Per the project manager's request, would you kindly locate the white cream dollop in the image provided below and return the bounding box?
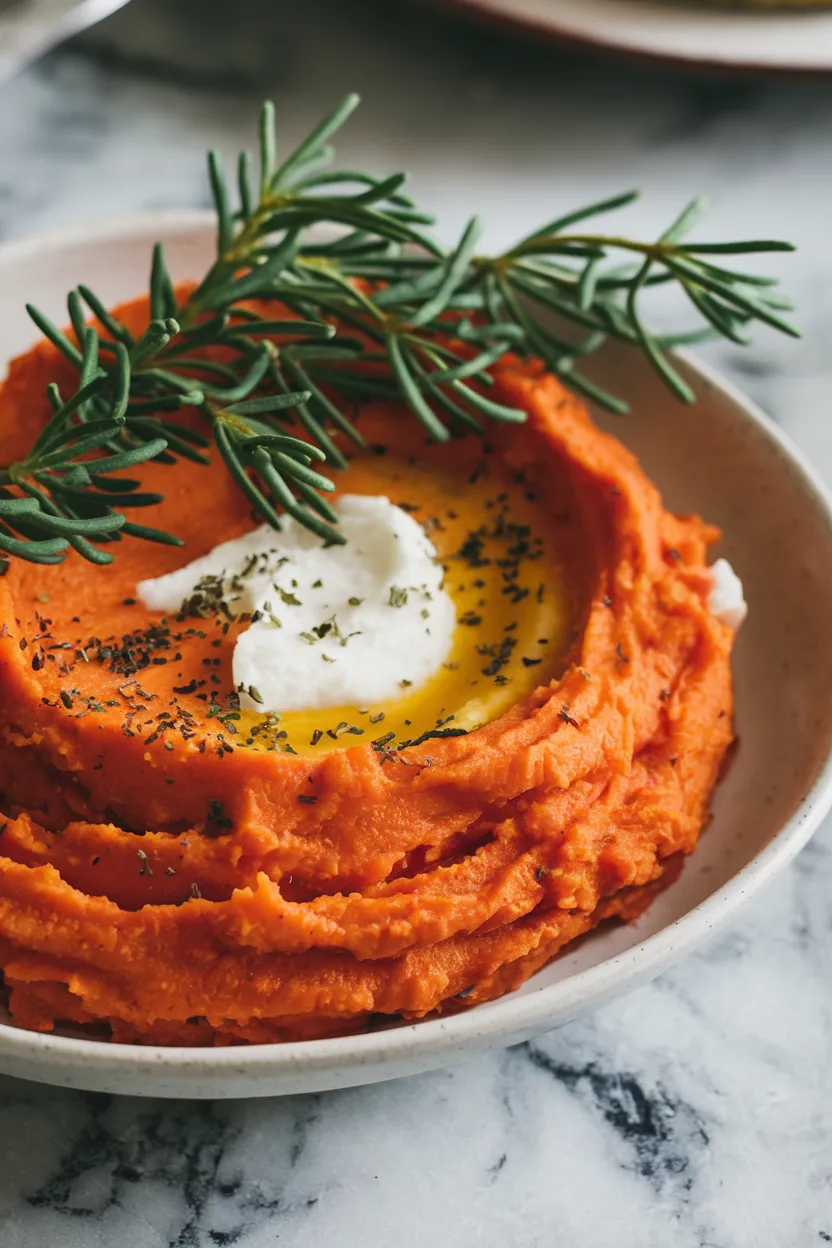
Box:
[137,495,455,713]
[709,558,747,631]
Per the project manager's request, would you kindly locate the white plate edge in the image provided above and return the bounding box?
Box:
[434,0,832,73]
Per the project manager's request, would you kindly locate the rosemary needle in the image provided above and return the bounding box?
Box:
[0,94,797,568]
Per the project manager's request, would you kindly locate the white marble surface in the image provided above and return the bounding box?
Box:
[1,2,832,1244]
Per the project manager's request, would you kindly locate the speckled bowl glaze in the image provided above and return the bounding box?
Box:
[1,213,831,1099]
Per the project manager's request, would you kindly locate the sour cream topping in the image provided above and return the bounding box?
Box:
[709,558,747,631]
[137,495,455,713]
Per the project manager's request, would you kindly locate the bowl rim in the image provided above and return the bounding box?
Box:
[1,209,831,1085]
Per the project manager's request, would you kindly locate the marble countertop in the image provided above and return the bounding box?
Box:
[1,3,832,1244]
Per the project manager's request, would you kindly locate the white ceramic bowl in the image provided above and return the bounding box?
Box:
[1,213,831,1098]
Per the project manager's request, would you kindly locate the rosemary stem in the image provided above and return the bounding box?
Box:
[1,95,796,568]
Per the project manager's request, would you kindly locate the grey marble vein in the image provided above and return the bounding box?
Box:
[0,2,831,1244]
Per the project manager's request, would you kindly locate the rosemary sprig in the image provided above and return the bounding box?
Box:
[0,94,797,568]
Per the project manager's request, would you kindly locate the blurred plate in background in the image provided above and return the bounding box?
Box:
[425,0,832,75]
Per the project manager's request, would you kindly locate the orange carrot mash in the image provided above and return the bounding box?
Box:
[0,296,734,1045]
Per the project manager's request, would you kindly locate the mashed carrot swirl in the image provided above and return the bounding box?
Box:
[0,297,734,1045]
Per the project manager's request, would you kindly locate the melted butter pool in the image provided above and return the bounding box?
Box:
[236,452,574,757]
